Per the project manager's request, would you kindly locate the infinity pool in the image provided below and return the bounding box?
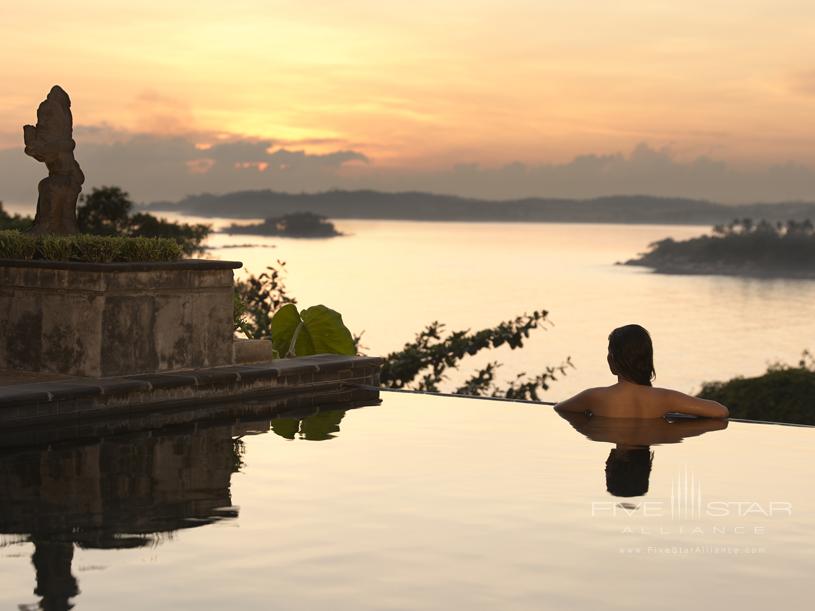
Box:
[1,391,813,610]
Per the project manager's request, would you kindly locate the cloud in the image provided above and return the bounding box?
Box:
[0,125,369,206]
[791,69,815,96]
[127,89,198,135]
[0,124,813,206]
[345,143,815,204]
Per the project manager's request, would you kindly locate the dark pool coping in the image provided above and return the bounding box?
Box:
[0,354,382,426]
[0,258,243,272]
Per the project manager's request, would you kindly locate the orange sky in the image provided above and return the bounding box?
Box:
[2,0,815,170]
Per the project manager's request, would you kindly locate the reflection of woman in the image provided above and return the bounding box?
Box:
[605,448,653,497]
[555,324,729,419]
[557,409,728,497]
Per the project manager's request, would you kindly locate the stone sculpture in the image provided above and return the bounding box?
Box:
[23,85,85,234]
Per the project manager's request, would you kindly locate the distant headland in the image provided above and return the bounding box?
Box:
[624,219,815,278]
[145,190,815,226]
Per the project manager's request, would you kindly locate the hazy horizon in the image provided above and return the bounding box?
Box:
[2,134,815,209]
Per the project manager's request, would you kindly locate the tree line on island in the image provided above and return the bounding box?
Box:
[625,217,815,278]
[224,212,341,238]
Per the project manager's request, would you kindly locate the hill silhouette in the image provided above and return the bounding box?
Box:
[147,190,815,225]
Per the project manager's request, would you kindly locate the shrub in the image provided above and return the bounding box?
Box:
[1,187,211,255]
[234,262,296,337]
[698,353,815,425]
[0,202,32,232]
[78,186,211,255]
[0,230,183,262]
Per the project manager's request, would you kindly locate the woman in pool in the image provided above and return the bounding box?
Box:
[555,324,729,419]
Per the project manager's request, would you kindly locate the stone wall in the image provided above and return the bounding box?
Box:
[0,259,241,377]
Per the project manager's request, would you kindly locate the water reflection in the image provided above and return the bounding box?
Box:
[0,389,378,611]
[557,412,728,498]
[271,408,345,441]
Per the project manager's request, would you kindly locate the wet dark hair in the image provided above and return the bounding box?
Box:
[605,448,654,497]
[608,324,655,386]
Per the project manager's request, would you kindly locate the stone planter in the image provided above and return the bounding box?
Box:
[0,259,241,377]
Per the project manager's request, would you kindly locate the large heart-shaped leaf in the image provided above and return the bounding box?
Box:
[271,303,355,357]
[297,305,356,356]
[270,303,302,357]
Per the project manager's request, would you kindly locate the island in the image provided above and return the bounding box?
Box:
[223,212,342,238]
[624,218,815,278]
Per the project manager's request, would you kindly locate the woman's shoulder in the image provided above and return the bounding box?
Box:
[648,385,729,418]
[647,386,692,402]
[576,385,619,400]
[554,385,617,413]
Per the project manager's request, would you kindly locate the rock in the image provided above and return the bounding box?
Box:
[23,85,85,235]
[233,338,278,363]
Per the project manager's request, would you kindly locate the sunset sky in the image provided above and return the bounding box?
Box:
[2,0,815,203]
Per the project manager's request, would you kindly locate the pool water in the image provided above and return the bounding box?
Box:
[1,391,813,610]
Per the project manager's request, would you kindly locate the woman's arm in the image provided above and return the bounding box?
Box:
[659,389,729,418]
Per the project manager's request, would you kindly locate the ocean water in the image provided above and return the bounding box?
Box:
[199,218,814,399]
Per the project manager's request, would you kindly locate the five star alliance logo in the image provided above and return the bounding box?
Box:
[669,465,703,520]
[591,465,792,520]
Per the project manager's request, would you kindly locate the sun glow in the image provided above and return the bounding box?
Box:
[1,0,815,169]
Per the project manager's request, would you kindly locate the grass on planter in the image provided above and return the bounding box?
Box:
[0,230,183,262]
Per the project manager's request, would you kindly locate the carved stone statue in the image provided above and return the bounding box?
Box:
[23,85,85,234]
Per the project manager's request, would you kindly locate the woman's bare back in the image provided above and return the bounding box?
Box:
[556,380,728,419]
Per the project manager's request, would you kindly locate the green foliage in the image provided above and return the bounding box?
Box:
[0,202,33,232]
[234,262,296,336]
[698,352,815,425]
[38,236,72,260]
[271,304,356,357]
[235,262,570,399]
[116,235,182,261]
[77,186,133,235]
[231,439,247,472]
[270,304,302,356]
[712,218,814,238]
[0,230,36,259]
[629,217,815,275]
[128,212,211,252]
[78,186,211,254]
[270,409,346,441]
[378,314,572,399]
[1,187,210,255]
[233,291,251,337]
[453,360,575,401]
[0,230,182,262]
[380,316,547,389]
